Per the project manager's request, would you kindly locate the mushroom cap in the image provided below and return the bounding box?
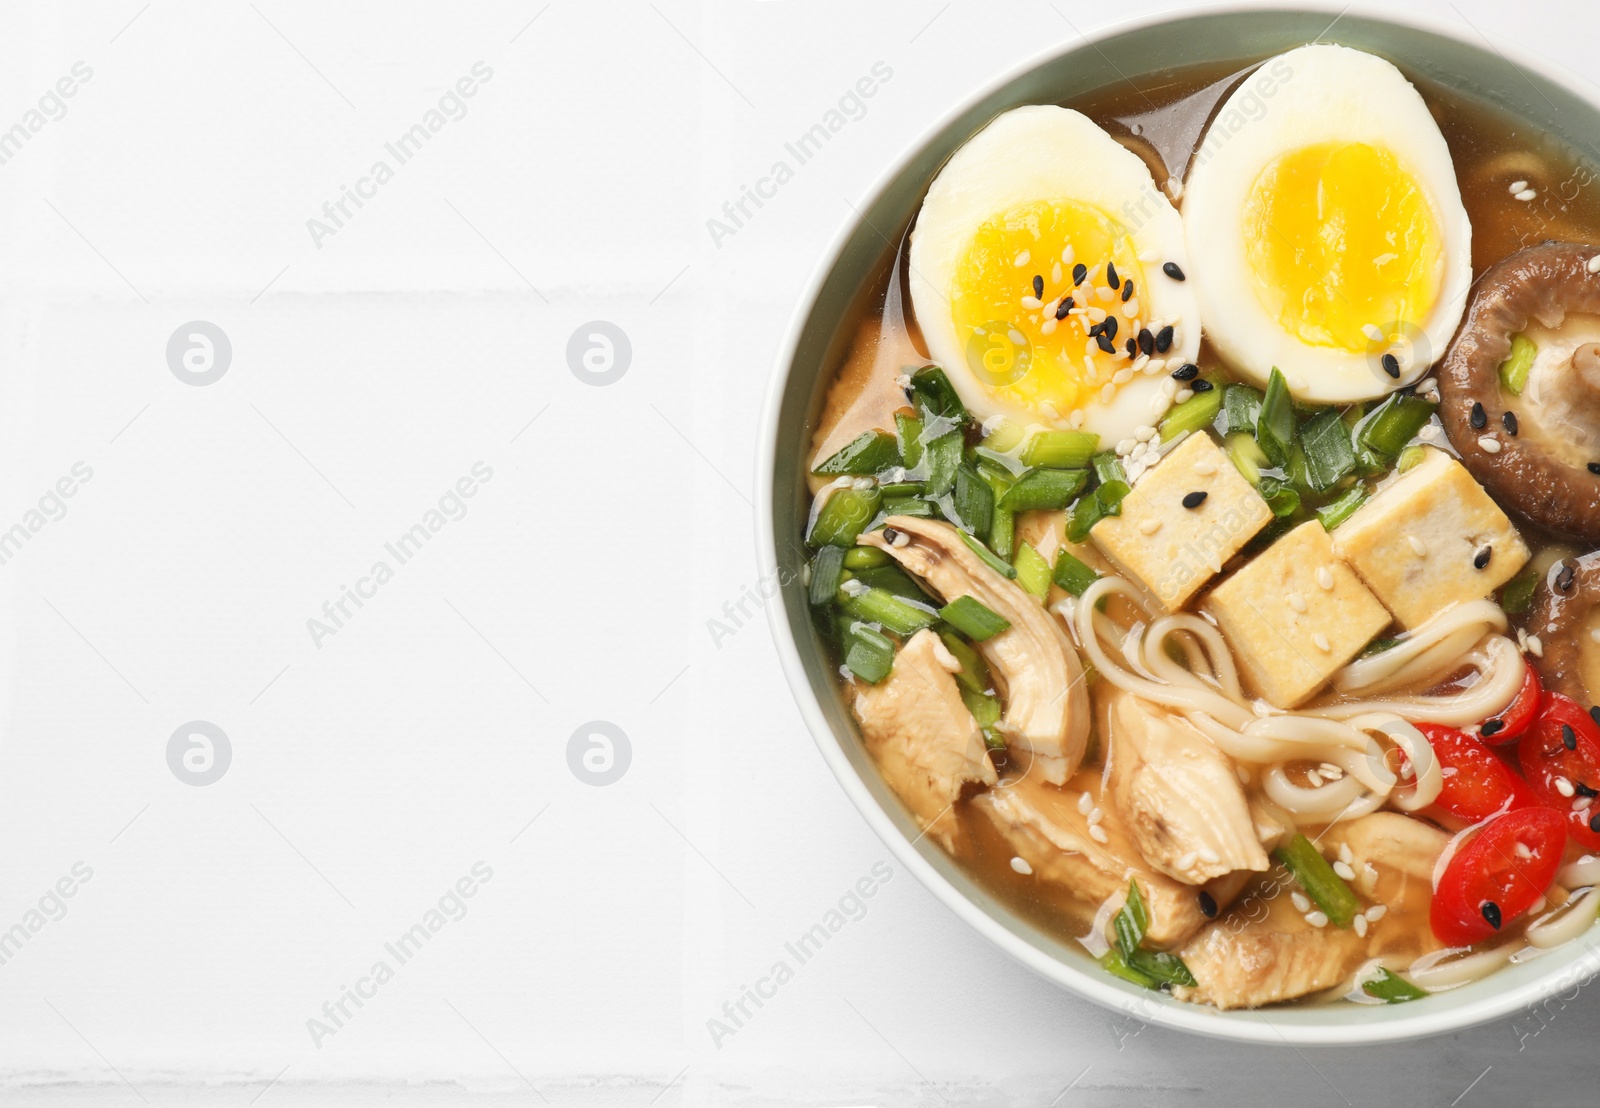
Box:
[1528,551,1600,705]
[1438,241,1600,542]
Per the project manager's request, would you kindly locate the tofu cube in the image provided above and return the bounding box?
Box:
[1331,447,1530,629]
[1091,431,1273,612]
[1203,521,1392,708]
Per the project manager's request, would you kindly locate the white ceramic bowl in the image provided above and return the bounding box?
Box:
[757,3,1600,1044]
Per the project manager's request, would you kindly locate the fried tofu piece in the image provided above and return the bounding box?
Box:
[1203,521,1391,708]
[1331,447,1529,629]
[1090,432,1272,613]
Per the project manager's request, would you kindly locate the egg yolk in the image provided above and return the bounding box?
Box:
[1242,141,1442,353]
[950,198,1145,416]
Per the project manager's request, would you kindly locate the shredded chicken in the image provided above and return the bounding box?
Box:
[852,629,997,850]
[861,517,1091,783]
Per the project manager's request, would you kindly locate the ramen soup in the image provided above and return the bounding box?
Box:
[800,44,1600,1008]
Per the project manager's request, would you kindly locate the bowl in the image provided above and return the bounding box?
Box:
[757,2,1600,1044]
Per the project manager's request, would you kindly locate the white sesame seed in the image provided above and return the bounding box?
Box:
[1116,438,1135,455]
[1316,566,1335,591]
[1576,796,1593,812]
[1362,324,1385,342]
[1287,591,1307,613]
[1313,633,1332,652]
[1333,860,1356,881]
[1101,383,1116,405]
[1323,764,1345,782]
[1307,769,1323,786]
[1529,634,1544,658]
[1198,847,1220,865]
[1353,914,1369,937]
[1175,388,1193,404]
[1365,904,1387,921]
[1146,358,1166,375]
[840,578,868,597]
[1069,409,1086,429]
[1130,442,1148,461]
[1122,298,1140,318]
[1087,306,1108,323]
[891,531,910,548]
[1014,251,1031,267]
[1010,856,1033,875]
[1588,255,1600,275]
[1052,262,1063,285]
[1176,852,1198,871]
[1131,354,1150,373]
[1113,368,1133,385]
[1040,319,1057,336]
[1021,295,1043,310]
[1138,518,1162,536]
[1516,188,1537,202]
[1193,458,1218,476]
[1040,402,1061,421]
[1097,287,1114,303]
[1306,910,1329,928]
[1557,776,1576,798]
[1408,536,1428,556]
[1088,806,1103,825]
[1515,842,1533,859]
[1089,825,1109,844]
[1077,791,1093,814]
[1291,892,1311,912]
[1135,424,1157,442]
[1510,180,1528,193]
[1479,435,1502,454]
[1338,843,1353,864]
[1061,245,1074,266]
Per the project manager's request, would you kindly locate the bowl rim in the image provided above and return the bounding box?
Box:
[756,0,1600,1045]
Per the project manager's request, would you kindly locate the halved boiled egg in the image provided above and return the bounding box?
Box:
[908,105,1202,443]
[1182,44,1472,403]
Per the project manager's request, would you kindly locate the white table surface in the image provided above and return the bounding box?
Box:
[3,0,1600,1104]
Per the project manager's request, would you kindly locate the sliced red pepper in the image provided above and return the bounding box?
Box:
[1420,723,1540,823]
[1478,661,1541,745]
[1518,692,1600,851]
[1430,807,1565,946]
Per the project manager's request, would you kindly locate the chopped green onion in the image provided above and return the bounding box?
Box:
[1257,366,1295,466]
[988,508,1015,561]
[1066,480,1130,543]
[1159,383,1224,441]
[808,545,846,607]
[840,586,937,636]
[1052,548,1101,596]
[843,546,891,570]
[940,595,1011,641]
[999,468,1089,512]
[1359,393,1436,458]
[1361,636,1403,658]
[895,412,924,470]
[907,365,970,422]
[1224,382,1265,436]
[1091,450,1127,487]
[1113,879,1150,957]
[951,465,995,539]
[939,630,990,694]
[1300,408,1358,492]
[974,447,1026,479]
[851,565,926,603]
[1013,543,1052,602]
[882,495,935,518]
[959,531,1018,579]
[841,621,894,684]
[960,686,1006,750]
[1361,967,1426,1004]
[1315,484,1368,531]
[1100,880,1198,989]
[1226,431,1268,485]
[813,430,900,476]
[878,480,924,498]
[1502,570,1539,615]
[1021,430,1099,469]
[1128,948,1198,988]
[1257,476,1301,519]
[1099,948,1159,989]
[1397,445,1427,473]
[1274,833,1361,928]
[1499,333,1537,396]
[921,429,962,498]
[809,485,882,548]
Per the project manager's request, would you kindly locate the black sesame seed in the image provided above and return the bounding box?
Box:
[1591,706,1600,729]
[1102,316,1118,342]
[1182,491,1208,509]
[1474,546,1493,570]
[883,527,899,544]
[1578,782,1598,798]
[1481,718,1505,737]
[1470,401,1487,430]
[1564,724,1578,750]
[1122,281,1135,304]
[1590,462,1600,476]
[1107,262,1120,290]
[1073,263,1088,286]
[1503,410,1519,436]
[1482,901,1503,930]
[1087,321,1104,339]
[1032,274,1044,299]
[1591,811,1600,834]
[1198,890,1218,918]
[1055,297,1073,321]
[1096,334,1116,354]
[1173,362,1200,381]
[1381,353,1400,379]
[1125,337,1138,357]
[1138,328,1155,357]
[1155,325,1174,353]
[1163,261,1186,281]
[1191,379,1215,393]
[1558,564,1577,592]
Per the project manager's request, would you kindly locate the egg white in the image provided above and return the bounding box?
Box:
[1181,44,1472,403]
[909,105,1202,443]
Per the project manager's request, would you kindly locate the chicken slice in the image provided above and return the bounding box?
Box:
[852,629,997,850]
[861,517,1090,783]
[1102,686,1270,884]
[973,772,1214,948]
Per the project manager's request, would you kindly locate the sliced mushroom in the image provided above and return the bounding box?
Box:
[1438,241,1600,541]
[860,517,1091,783]
[1101,686,1270,884]
[852,629,997,850]
[1528,550,1600,705]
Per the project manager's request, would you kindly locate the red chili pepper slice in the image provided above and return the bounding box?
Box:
[1518,692,1600,851]
[1478,661,1542,745]
[1420,723,1540,823]
[1430,807,1566,946]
